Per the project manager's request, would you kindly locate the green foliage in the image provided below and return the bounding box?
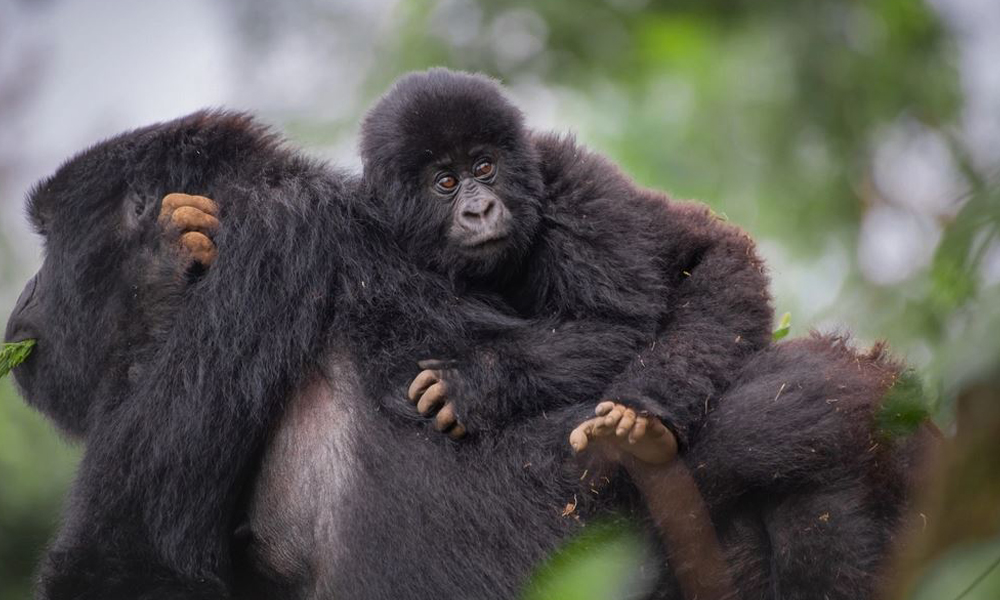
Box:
[772,312,792,342]
[0,339,35,379]
[910,537,1000,600]
[0,378,79,599]
[522,520,652,600]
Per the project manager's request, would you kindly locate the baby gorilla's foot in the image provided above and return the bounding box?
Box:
[159,193,220,267]
[407,359,467,440]
[569,401,678,465]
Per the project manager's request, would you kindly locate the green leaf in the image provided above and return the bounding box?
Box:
[522,519,652,600]
[772,312,792,342]
[0,340,36,379]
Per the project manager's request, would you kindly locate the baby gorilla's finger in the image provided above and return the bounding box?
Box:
[629,417,648,444]
[417,381,447,415]
[181,232,217,266]
[407,369,440,402]
[160,193,218,221]
[616,408,637,437]
[434,402,458,432]
[448,422,467,440]
[171,206,220,235]
[595,401,616,417]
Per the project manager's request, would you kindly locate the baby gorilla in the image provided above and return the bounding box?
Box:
[171,67,769,467]
[362,69,773,459]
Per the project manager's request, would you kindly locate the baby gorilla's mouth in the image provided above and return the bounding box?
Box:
[461,233,509,250]
[462,238,509,257]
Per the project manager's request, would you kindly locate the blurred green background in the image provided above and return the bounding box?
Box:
[1,0,998,597]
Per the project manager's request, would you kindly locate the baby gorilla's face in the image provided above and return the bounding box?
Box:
[359,69,546,284]
[425,145,515,269]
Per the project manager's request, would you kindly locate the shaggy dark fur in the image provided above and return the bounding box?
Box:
[4,93,933,599]
[357,69,774,447]
[345,69,935,599]
[6,112,352,598]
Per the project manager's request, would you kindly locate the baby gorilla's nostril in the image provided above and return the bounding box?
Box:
[462,198,496,224]
[481,199,495,219]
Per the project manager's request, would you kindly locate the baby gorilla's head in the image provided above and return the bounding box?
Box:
[360,68,543,283]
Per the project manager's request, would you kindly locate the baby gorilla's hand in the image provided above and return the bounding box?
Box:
[569,401,678,465]
[159,193,220,267]
[407,359,467,440]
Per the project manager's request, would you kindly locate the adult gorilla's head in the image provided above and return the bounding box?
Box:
[360,68,543,284]
[3,111,281,437]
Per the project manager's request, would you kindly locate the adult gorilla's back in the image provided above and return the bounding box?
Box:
[6,111,354,597]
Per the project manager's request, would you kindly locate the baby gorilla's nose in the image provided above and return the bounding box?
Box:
[460,195,495,223]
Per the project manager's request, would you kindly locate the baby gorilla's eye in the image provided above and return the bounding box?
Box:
[435,173,459,193]
[473,159,495,180]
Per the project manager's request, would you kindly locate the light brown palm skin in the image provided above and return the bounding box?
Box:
[407,362,467,439]
[569,401,678,465]
[159,193,220,266]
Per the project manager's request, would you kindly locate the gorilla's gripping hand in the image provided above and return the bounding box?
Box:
[404,316,648,437]
[408,359,468,439]
[158,193,220,267]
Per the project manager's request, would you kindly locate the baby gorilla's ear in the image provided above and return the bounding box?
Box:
[159,193,220,267]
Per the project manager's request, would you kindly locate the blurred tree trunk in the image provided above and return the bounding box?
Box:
[884,376,1000,599]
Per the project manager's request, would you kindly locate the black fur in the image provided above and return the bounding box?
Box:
[3,77,934,599]
[7,112,352,597]
[344,69,934,599]
[359,69,774,447]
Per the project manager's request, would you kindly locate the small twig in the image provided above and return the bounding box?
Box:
[773,383,787,402]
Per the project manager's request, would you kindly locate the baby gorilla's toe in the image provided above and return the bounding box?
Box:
[569,402,678,466]
[623,416,677,465]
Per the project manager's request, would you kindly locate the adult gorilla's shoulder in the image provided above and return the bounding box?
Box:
[6,110,355,598]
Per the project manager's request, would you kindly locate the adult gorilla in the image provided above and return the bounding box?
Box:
[5,111,932,599]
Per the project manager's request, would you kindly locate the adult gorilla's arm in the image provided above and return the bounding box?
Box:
[37,126,353,597]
